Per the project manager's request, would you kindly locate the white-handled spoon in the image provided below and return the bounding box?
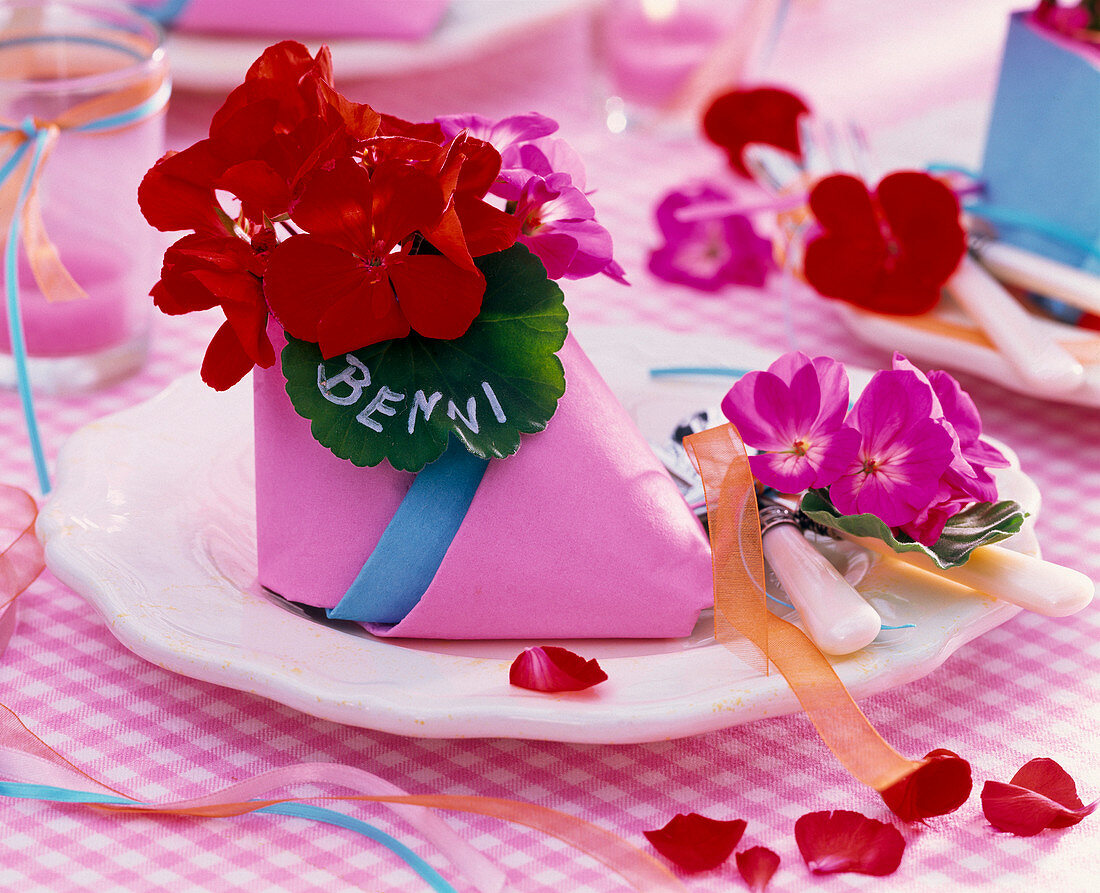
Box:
[969,233,1100,317]
[848,535,1094,617]
[760,505,882,655]
[945,256,1086,395]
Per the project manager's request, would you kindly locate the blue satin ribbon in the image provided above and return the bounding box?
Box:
[135,0,192,25]
[329,440,489,625]
[0,74,170,495]
[0,778,458,893]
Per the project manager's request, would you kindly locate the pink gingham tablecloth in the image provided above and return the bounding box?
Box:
[2,3,1097,890]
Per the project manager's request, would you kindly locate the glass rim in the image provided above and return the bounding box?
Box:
[0,0,167,95]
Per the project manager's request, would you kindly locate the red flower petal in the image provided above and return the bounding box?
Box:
[315,274,410,357]
[643,813,746,873]
[736,846,780,892]
[377,113,446,142]
[385,254,484,341]
[982,758,1097,836]
[794,810,904,876]
[263,235,365,344]
[877,171,966,285]
[702,87,810,179]
[1010,758,1085,819]
[509,646,607,693]
[138,143,228,235]
[216,159,292,223]
[289,159,377,255]
[807,173,879,235]
[880,749,973,822]
[200,320,257,391]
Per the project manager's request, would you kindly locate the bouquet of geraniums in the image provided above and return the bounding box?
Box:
[139,41,622,397]
[722,349,1026,567]
[138,41,716,640]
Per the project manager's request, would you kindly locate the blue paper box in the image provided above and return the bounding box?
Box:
[979,10,1100,273]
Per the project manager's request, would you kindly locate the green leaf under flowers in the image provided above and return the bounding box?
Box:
[799,488,1028,569]
[281,244,569,472]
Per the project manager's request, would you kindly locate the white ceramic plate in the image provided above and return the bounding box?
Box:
[38,325,1041,744]
[836,299,1100,408]
[166,0,595,91]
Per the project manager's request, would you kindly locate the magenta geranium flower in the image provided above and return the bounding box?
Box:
[721,352,861,493]
[927,366,1009,500]
[829,369,955,527]
[648,183,773,291]
[512,172,618,281]
[435,111,558,153]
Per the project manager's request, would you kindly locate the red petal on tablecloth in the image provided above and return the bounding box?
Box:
[735,846,780,892]
[508,646,608,692]
[879,748,973,821]
[643,813,746,873]
[794,810,904,876]
[982,758,1098,836]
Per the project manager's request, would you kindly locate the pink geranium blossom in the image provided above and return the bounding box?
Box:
[722,352,860,493]
[512,172,621,281]
[829,369,955,527]
[648,183,773,291]
[435,113,625,282]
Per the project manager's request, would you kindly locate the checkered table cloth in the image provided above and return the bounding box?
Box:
[2,4,1097,890]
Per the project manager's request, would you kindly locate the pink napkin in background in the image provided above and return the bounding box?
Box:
[135,0,450,39]
[254,332,714,639]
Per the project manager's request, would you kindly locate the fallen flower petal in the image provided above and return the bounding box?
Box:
[643,813,746,872]
[982,758,1097,836]
[509,646,607,692]
[736,846,780,892]
[880,748,973,821]
[794,810,904,876]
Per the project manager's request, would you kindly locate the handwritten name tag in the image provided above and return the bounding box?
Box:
[280,243,568,471]
[318,356,508,435]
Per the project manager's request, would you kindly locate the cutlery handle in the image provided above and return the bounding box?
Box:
[762,523,882,655]
[850,536,1095,617]
[946,257,1085,394]
[971,236,1100,317]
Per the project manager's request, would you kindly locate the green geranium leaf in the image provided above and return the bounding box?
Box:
[282,244,568,472]
[800,488,1027,569]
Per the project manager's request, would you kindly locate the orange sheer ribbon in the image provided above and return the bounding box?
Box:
[0,484,44,657]
[0,62,168,304]
[684,423,921,791]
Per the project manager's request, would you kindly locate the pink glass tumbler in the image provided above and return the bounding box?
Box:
[0,1,168,392]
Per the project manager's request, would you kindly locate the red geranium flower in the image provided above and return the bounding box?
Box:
[263,158,486,357]
[362,128,519,269]
[139,41,380,234]
[152,232,274,390]
[702,87,810,179]
[802,171,966,315]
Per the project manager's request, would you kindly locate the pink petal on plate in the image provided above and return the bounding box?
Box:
[643,813,746,873]
[794,810,905,876]
[736,846,780,892]
[508,646,607,692]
